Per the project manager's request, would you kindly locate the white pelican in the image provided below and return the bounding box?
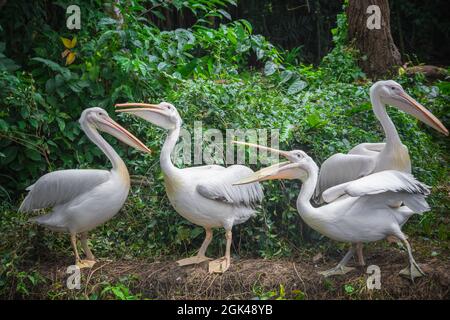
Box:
[234,141,430,281]
[316,80,447,201]
[115,102,263,273]
[314,80,446,265]
[19,107,151,268]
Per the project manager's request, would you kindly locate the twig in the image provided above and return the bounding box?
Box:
[293,262,306,293]
[203,274,219,295]
[84,261,112,297]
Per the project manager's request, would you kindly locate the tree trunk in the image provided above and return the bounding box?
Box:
[347,0,401,78]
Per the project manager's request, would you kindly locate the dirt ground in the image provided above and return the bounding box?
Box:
[34,243,449,300]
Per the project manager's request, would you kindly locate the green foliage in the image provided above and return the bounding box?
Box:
[252,284,305,300]
[344,284,354,295]
[321,1,365,83]
[98,279,141,300]
[0,1,280,196]
[0,0,448,300]
[15,270,46,297]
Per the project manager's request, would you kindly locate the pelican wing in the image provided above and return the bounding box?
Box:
[348,143,386,156]
[19,169,110,212]
[315,153,376,201]
[196,165,263,208]
[322,170,430,213]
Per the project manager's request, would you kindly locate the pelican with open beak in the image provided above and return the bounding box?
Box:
[19,107,151,268]
[234,141,431,281]
[116,102,263,273]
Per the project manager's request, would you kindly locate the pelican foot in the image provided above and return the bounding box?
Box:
[76,259,96,269]
[318,265,355,277]
[399,263,425,282]
[176,255,211,267]
[208,257,230,274]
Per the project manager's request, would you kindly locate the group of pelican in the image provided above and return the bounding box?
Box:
[20,80,447,280]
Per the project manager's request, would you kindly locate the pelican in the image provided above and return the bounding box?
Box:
[19,107,151,268]
[234,141,430,281]
[316,80,447,200]
[115,102,263,273]
[314,80,447,265]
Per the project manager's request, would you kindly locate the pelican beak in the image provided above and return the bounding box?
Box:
[231,140,291,158]
[233,161,297,185]
[115,103,166,116]
[101,116,152,154]
[231,141,305,185]
[397,92,448,136]
[115,102,173,129]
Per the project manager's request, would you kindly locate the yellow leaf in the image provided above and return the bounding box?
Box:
[61,36,76,49]
[70,37,77,48]
[66,52,76,65]
[61,37,72,48]
[61,49,70,58]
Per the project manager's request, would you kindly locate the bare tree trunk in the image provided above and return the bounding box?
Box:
[347,0,401,78]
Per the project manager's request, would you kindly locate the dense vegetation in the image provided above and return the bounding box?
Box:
[0,1,448,299]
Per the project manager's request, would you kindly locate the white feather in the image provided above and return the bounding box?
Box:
[19,169,110,212]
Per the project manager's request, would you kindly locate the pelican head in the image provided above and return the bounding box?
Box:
[372,80,448,135]
[232,141,316,185]
[79,107,151,154]
[115,102,182,130]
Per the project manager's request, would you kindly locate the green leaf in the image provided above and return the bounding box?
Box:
[112,287,125,300]
[31,57,71,78]
[287,80,307,95]
[33,93,47,107]
[25,148,42,161]
[179,59,198,77]
[344,284,355,294]
[190,227,204,239]
[98,17,118,26]
[306,113,321,127]
[56,118,66,132]
[218,9,231,20]
[239,19,253,33]
[45,78,55,93]
[157,62,169,71]
[0,146,18,165]
[29,119,39,129]
[279,70,293,84]
[255,48,264,60]
[0,119,9,131]
[264,61,277,76]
